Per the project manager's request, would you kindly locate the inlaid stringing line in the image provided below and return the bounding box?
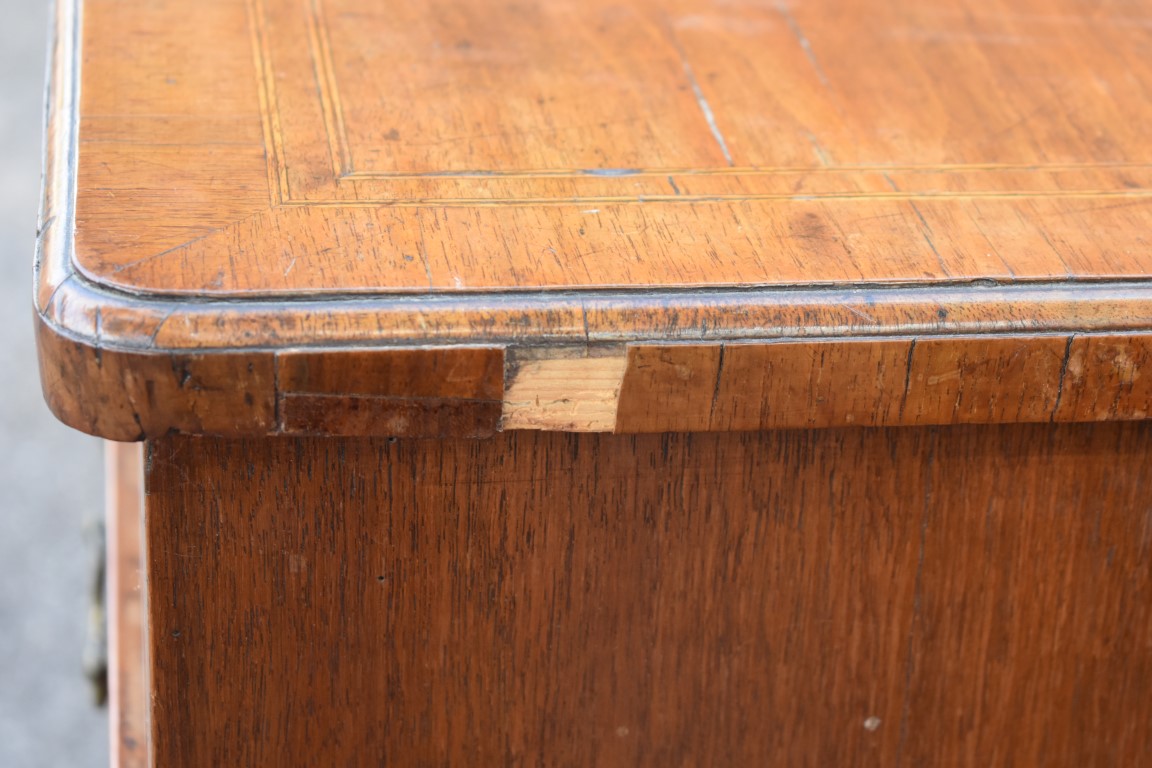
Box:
[246,0,1152,207]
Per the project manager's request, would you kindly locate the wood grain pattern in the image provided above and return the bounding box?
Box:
[105,442,147,768]
[69,0,1152,295]
[1055,334,1152,422]
[45,7,1152,765]
[33,0,1152,438]
[146,425,1152,767]
[501,352,627,432]
[277,347,504,437]
[36,317,277,441]
[615,335,1152,432]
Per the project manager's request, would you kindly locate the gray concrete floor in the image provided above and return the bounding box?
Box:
[0,0,109,765]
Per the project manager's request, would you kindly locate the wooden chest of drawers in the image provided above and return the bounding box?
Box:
[37,0,1152,764]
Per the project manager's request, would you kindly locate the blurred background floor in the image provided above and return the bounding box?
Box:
[0,0,108,765]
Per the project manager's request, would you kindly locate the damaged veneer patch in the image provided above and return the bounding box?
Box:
[501,347,629,432]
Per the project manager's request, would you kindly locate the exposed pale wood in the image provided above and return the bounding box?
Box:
[105,442,147,768]
[146,426,1152,766]
[501,354,627,432]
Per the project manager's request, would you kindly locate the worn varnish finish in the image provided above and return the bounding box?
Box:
[42,316,1152,438]
[37,320,277,441]
[35,0,1152,439]
[147,426,1152,767]
[67,0,1152,293]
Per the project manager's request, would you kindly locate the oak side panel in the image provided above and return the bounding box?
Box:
[105,441,147,768]
[147,426,1152,766]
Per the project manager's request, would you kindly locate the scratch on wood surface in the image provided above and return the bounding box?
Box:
[775,0,832,88]
[417,215,435,289]
[907,201,949,275]
[1050,334,1076,421]
[899,338,918,420]
[148,306,178,349]
[708,344,726,426]
[669,35,734,166]
[967,206,1016,277]
[805,131,833,166]
[839,302,877,324]
[1034,225,1075,278]
[885,173,949,275]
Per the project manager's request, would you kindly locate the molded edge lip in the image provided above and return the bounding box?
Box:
[33,0,1152,440]
[38,270,1152,354]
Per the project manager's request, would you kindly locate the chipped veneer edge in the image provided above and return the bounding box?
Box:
[501,354,629,432]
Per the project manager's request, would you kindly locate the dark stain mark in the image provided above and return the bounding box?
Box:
[170,357,192,389]
[789,211,834,242]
